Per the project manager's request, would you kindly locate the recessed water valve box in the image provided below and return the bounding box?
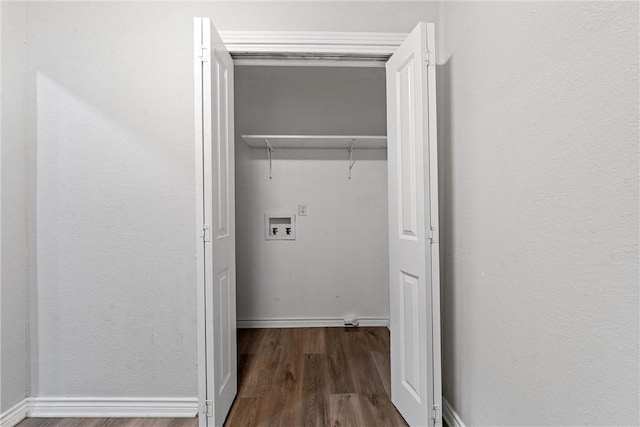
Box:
[265,214,296,240]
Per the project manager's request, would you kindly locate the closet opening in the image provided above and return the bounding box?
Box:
[227,64,393,424]
[234,65,389,329]
[194,20,441,427]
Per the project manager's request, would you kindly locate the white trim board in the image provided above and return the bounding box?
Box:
[27,397,198,418]
[1,398,29,427]
[233,58,385,68]
[219,31,408,66]
[237,317,389,328]
[443,398,466,427]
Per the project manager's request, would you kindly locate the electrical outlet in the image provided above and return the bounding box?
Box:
[298,204,308,216]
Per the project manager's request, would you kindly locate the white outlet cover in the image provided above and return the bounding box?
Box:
[298,204,308,216]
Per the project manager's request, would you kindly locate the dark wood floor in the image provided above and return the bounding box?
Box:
[225,327,407,426]
[19,327,412,427]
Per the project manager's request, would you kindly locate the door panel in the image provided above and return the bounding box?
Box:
[217,268,231,393]
[195,17,237,427]
[387,22,441,426]
[397,55,418,240]
[400,270,421,401]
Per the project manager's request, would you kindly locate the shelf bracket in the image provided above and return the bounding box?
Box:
[348,139,356,179]
[265,138,274,179]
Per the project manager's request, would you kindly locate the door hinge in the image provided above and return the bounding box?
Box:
[198,45,209,63]
[431,404,441,422]
[424,49,434,66]
[201,400,213,417]
[200,224,211,242]
[427,225,438,244]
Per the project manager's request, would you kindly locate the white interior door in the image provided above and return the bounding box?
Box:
[386,22,442,427]
[194,17,237,427]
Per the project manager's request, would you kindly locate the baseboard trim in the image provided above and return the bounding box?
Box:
[28,397,198,418]
[443,398,466,427]
[237,317,389,328]
[1,398,29,427]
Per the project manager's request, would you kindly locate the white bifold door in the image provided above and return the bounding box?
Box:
[194,17,237,427]
[386,22,442,427]
[195,18,440,427]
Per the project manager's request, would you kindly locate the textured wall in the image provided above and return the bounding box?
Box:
[439,2,639,425]
[235,66,388,323]
[1,0,30,412]
[25,1,437,398]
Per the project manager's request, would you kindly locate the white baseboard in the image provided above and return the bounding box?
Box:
[237,317,389,328]
[443,398,466,427]
[28,397,198,418]
[1,398,29,427]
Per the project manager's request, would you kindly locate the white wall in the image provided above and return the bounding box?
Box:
[25,1,438,398]
[438,2,639,425]
[1,0,30,412]
[235,66,388,323]
[9,0,639,421]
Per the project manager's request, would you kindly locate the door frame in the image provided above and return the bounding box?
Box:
[218,30,408,67]
[195,29,441,426]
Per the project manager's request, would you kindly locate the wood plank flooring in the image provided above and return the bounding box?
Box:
[18,327,411,427]
[225,327,408,427]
